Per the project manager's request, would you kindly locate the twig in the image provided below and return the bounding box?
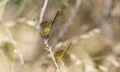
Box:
[44,39,60,72]
[35,0,60,72]
[1,21,24,65]
[34,0,48,46]
[36,0,48,30]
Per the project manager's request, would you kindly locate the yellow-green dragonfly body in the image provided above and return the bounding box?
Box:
[40,10,60,38]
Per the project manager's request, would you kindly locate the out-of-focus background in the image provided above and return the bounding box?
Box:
[0,0,120,72]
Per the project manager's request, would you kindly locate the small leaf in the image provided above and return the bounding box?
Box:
[1,41,14,60]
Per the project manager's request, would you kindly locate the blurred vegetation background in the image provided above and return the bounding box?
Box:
[0,0,120,72]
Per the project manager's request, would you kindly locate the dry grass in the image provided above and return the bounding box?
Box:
[0,0,120,72]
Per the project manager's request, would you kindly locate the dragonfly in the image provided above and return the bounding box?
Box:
[54,43,72,62]
[40,10,60,39]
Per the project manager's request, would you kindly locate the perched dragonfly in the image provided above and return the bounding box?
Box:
[54,43,72,62]
[40,10,60,39]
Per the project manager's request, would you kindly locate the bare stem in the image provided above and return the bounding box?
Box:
[44,39,60,72]
[36,0,48,29]
[1,21,24,65]
[36,0,60,72]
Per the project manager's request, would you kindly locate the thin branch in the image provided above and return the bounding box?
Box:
[1,21,24,65]
[44,39,60,72]
[35,0,60,72]
[34,0,48,46]
[36,0,48,30]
